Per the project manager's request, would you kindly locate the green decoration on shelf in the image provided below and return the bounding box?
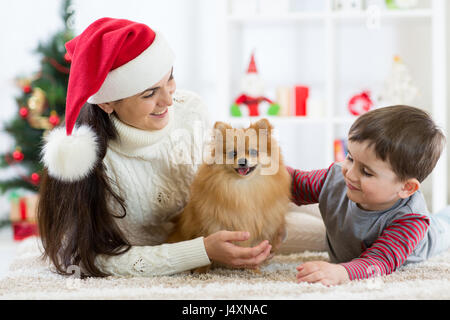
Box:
[267,103,280,116]
[230,103,242,117]
[385,0,398,9]
[385,0,418,10]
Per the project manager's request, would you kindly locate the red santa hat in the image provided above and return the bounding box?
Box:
[42,17,175,182]
[247,52,258,74]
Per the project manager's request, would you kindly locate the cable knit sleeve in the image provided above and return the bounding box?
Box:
[94,237,211,277]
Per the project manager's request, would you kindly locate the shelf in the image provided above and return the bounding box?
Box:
[331,9,432,20]
[227,9,433,24]
[227,116,357,126]
[228,12,325,23]
[219,0,447,210]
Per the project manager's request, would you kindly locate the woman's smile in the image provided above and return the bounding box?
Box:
[150,108,168,118]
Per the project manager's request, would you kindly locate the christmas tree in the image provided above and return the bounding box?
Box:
[0,1,74,211]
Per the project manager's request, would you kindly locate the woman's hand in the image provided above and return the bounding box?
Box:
[296,261,349,286]
[203,231,272,269]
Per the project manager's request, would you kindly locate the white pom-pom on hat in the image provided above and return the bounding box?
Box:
[42,125,98,182]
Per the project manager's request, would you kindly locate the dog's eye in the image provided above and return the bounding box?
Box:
[249,149,258,157]
[227,150,237,158]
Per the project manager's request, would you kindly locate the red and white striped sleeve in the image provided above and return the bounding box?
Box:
[286,164,333,206]
[340,214,430,281]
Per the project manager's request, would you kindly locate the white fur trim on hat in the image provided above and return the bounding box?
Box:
[87,32,175,104]
[42,125,98,182]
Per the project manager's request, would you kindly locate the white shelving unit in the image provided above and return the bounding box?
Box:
[215,0,447,211]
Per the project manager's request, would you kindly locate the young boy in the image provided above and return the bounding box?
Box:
[288,105,450,286]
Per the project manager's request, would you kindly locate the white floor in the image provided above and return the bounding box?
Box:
[0,227,20,279]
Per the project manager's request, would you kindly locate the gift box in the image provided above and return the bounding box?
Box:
[9,193,39,241]
[10,194,38,223]
[295,85,309,116]
[12,221,39,241]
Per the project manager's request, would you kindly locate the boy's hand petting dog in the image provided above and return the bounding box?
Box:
[204,231,272,269]
[296,261,349,286]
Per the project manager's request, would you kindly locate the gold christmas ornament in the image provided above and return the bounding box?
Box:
[27,87,47,115]
[28,116,53,130]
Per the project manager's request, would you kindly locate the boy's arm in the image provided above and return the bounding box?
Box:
[286,163,333,206]
[340,214,430,280]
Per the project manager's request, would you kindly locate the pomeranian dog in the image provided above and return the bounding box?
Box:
[167,118,292,272]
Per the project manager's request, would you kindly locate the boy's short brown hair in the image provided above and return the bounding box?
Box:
[348,105,446,182]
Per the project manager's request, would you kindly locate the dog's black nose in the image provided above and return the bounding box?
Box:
[238,158,247,167]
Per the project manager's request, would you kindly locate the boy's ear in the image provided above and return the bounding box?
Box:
[398,178,420,199]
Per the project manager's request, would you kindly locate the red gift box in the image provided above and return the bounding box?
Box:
[295,86,309,116]
[10,194,39,241]
[12,221,39,241]
[10,194,38,223]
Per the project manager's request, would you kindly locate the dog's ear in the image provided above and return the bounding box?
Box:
[251,118,273,135]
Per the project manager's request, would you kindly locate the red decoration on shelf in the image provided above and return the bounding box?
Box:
[231,52,279,117]
[48,111,60,126]
[234,94,273,117]
[19,107,29,118]
[295,86,309,116]
[12,148,24,162]
[30,173,40,185]
[334,139,348,162]
[348,91,373,116]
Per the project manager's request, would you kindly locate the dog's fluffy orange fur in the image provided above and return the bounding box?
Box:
[167,119,292,271]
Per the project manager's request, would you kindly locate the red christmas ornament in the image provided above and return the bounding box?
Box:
[30,173,40,185]
[23,85,32,94]
[19,107,29,118]
[12,149,24,162]
[64,52,71,62]
[348,91,373,116]
[49,111,60,126]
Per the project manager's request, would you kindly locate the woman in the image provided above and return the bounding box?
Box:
[38,17,275,277]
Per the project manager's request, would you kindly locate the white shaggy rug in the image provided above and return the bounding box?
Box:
[1,236,450,300]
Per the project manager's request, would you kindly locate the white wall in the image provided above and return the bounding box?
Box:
[72,0,216,99]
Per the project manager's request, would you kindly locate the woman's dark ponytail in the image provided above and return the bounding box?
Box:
[38,103,131,277]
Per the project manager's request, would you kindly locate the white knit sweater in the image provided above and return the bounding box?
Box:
[94,90,212,276]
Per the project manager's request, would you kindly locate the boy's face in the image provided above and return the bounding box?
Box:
[341,140,418,211]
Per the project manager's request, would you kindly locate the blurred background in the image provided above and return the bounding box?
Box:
[0,0,448,255]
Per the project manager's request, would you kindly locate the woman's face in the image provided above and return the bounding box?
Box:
[99,68,176,131]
